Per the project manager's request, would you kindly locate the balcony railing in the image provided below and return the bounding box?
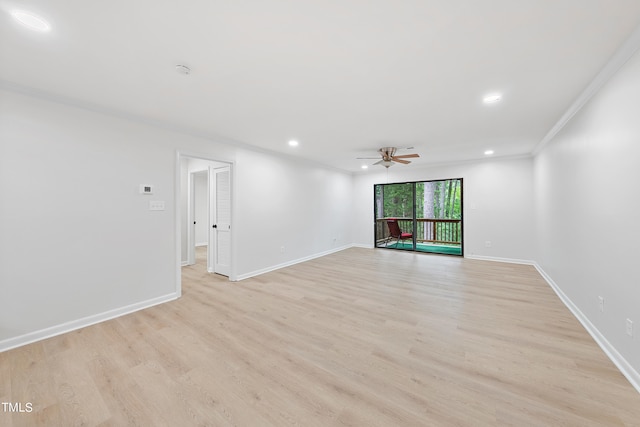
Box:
[376,217,462,246]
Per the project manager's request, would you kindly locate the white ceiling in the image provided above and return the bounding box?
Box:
[2,1,640,172]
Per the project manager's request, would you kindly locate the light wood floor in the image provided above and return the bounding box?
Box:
[1,248,639,426]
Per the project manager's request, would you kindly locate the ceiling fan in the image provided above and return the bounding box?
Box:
[357,147,420,168]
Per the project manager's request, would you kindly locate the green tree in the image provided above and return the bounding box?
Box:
[382,183,413,218]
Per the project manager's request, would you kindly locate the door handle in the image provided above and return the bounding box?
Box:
[212,224,217,228]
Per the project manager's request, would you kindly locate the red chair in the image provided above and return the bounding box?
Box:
[386,219,413,248]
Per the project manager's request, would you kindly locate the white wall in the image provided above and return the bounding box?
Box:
[0,88,353,348]
[0,89,181,343]
[534,48,640,375]
[234,149,353,278]
[352,157,536,262]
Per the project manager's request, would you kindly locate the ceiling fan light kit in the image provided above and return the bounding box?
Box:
[375,159,395,168]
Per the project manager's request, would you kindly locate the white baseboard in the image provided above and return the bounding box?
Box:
[236,244,355,281]
[465,254,535,265]
[465,255,640,393]
[352,243,375,249]
[0,293,179,353]
[533,263,640,394]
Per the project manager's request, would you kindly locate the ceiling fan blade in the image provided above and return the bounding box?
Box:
[373,160,384,165]
[393,154,420,159]
[392,158,411,164]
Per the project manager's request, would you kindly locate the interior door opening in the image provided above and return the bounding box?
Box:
[178,154,233,290]
[374,178,463,256]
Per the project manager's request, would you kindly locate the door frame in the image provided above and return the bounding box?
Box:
[175,151,237,297]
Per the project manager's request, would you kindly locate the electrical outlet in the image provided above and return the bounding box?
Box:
[598,296,604,312]
[485,240,492,248]
[626,319,633,337]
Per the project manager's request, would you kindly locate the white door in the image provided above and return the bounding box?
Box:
[209,165,231,276]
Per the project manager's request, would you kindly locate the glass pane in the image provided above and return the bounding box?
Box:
[375,183,415,251]
[415,179,462,256]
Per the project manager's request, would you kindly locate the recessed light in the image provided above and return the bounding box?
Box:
[288,140,299,147]
[484,150,494,155]
[11,10,51,32]
[483,94,502,104]
[361,165,368,169]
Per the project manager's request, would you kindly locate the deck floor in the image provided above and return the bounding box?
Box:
[378,241,463,255]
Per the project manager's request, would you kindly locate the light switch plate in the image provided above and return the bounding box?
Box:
[149,201,165,211]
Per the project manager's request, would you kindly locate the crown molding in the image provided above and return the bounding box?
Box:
[533,24,640,156]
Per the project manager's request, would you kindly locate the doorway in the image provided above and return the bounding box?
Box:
[374,178,463,256]
[178,153,234,291]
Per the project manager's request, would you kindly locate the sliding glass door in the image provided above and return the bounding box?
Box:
[375,179,463,256]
